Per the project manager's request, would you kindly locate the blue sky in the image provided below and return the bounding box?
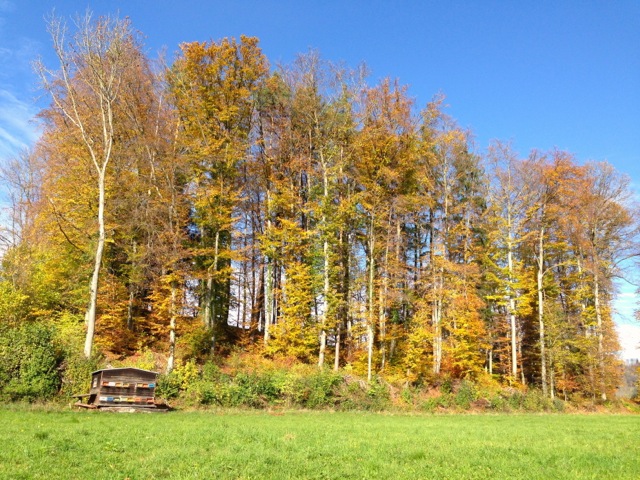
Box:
[0,0,639,357]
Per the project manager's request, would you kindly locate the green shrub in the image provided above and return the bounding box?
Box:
[454,380,477,409]
[156,360,201,401]
[553,398,565,412]
[488,394,508,411]
[419,393,452,412]
[298,370,342,408]
[0,323,61,401]
[437,393,453,409]
[153,360,572,413]
[249,371,283,402]
[440,378,453,394]
[53,313,101,399]
[420,397,438,412]
[201,361,222,381]
[400,387,416,407]
[523,389,552,412]
[156,371,182,400]
[505,390,525,410]
[233,372,264,407]
[182,380,219,406]
[336,376,390,411]
[60,353,101,399]
[179,326,214,362]
[365,378,392,411]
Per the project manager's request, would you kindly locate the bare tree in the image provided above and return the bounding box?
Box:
[0,149,42,249]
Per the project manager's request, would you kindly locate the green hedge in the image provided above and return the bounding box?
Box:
[0,323,61,401]
[156,361,388,410]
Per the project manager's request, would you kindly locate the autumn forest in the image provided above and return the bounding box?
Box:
[1,14,638,405]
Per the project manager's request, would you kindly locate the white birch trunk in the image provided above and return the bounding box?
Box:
[84,168,107,358]
[367,215,375,382]
[318,163,329,367]
[507,211,518,379]
[537,226,548,397]
[167,285,177,373]
[593,273,607,401]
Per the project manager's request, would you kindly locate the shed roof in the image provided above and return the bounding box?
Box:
[91,367,159,375]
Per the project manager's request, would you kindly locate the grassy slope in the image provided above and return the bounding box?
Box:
[1,408,638,479]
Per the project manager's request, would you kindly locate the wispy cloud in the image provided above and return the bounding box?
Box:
[613,302,636,325]
[0,2,43,162]
[0,37,41,81]
[0,89,40,161]
[613,278,637,324]
[616,323,640,361]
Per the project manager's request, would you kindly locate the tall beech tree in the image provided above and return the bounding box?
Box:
[484,142,535,381]
[35,13,148,358]
[562,162,636,399]
[353,79,416,381]
[169,36,268,349]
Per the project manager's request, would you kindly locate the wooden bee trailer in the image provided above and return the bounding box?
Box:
[75,367,159,409]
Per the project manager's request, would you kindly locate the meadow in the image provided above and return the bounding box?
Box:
[1,407,638,479]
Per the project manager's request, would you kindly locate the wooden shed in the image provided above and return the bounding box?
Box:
[75,367,159,409]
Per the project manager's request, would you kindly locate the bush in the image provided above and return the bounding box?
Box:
[553,398,565,412]
[60,353,101,399]
[156,360,200,400]
[293,370,340,408]
[419,393,452,412]
[156,371,182,400]
[152,357,576,413]
[117,348,158,372]
[162,361,380,410]
[336,376,390,411]
[0,323,61,401]
[52,312,102,399]
[201,361,222,381]
[487,394,508,411]
[182,380,220,406]
[400,387,416,407]
[179,326,214,362]
[454,380,477,409]
[522,389,553,412]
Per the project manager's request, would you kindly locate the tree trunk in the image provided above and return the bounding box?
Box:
[429,209,442,375]
[126,240,138,331]
[379,221,390,371]
[507,212,518,379]
[549,351,556,400]
[342,229,352,365]
[167,284,177,373]
[318,165,329,368]
[264,257,273,345]
[83,169,106,358]
[537,226,548,397]
[264,190,274,345]
[593,273,607,401]
[333,325,341,372]
[488,348,493,375]
[433,288,442,375]
[318,237,328,367]
[367,215,375,382]
[210,230,221,353]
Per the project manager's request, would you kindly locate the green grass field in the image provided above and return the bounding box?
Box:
[1,407,638,479]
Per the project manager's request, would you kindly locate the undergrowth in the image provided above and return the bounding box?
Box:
[150,353,634,413]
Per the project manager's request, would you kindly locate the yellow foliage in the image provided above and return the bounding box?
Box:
[267,261,318,362]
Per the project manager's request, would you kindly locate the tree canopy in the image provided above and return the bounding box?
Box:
[2,12,638,403]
